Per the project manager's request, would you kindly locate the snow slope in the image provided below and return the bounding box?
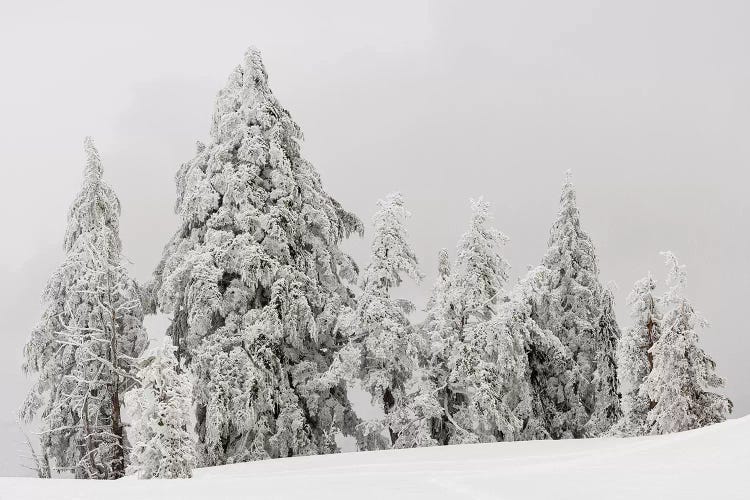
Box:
[2,416,748,500]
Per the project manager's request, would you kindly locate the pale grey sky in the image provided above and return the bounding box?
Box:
[1,0,748,477]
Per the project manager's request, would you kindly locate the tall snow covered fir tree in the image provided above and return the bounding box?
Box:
[151,47,364,465]
[537,172,620,437]
[21,138,148,479]
[355,193,423,447]
[125,340,196,479]
[641,252,731,434]
[616,273,661,436]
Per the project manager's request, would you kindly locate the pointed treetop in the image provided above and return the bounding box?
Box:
[242,45,268,83]
[560,170,577,208]
[83,136,103,185]
[660,251,688,301]
[564,168,573,183]
[437,248,451,278]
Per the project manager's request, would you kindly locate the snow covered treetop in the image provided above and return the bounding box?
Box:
[211,46,300,146]
[63,137,122,256]
[83,136,103,185]
[544,170,600,280]
[660,251,688,302]
[363,192,423,292]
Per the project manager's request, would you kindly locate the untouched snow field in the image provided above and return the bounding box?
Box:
[2,416,748,500]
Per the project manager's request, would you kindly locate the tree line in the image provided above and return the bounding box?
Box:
[20,47,731,480]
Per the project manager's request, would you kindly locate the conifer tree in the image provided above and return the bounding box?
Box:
[641,252,731,434]
[459,270,545,442]
[523,266,588,439]
[538,172,617,437]
[126,340,196,479]
[588,288,622,435]
[21,138,147,479]
[404,249,454,448]
[152,47,363,465]
[420,199,509,445]
[355,193,423,446]
[616,273,661,436]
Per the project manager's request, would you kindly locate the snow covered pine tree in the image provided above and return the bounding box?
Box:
[419,198,510,445]
[126,339,196,478]
[398,249,454,449]
[21,138,147,479]
[355,192,423,447]
[151,47,363,465]
[616,273,662,436]
[537,172,621,437]
[641,252,731,434]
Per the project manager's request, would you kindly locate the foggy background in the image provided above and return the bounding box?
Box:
[1,0,748,477]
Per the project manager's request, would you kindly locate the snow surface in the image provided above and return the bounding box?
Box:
[2,416,748,500]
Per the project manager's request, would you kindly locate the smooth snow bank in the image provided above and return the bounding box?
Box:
[2,416,748,500]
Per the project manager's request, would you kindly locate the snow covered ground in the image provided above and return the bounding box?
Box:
[2,416,748,500]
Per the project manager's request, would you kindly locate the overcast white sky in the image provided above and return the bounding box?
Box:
[1,0,748,477]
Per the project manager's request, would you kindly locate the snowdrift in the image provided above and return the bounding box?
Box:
[2,416,748,500]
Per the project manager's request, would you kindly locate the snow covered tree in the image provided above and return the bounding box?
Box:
[151,47,363,465]
[616,273,661,436]
[522,266,588,440]
[355,192,423,446]
[641,252,731,434]
[21,138,148,479]
[538,172,617,437]
[398,249,453,448]
[587,287,622,435]
[125,339,196,479]
[456,270,544,443]
[418,198,510,445]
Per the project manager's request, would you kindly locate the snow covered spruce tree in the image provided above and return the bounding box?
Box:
[419,198,510,445]
[616,273,661,436]
[354,192,423,447]
[21,138,148,479]
[151,47,363,465]
[125,339,196,479]
[588,287,622,435]
[538,172,620,437]
[390,249,453,449]
[641,252,731,434]
[459,267,551,443]
[518,265,586,440]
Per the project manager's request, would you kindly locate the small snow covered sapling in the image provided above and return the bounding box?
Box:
[126,339,196,479]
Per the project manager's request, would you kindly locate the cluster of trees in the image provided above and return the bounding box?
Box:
[20,47,731,480]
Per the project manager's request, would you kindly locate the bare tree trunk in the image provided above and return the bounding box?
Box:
[383,387,398,445]
[82,394,96,479]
